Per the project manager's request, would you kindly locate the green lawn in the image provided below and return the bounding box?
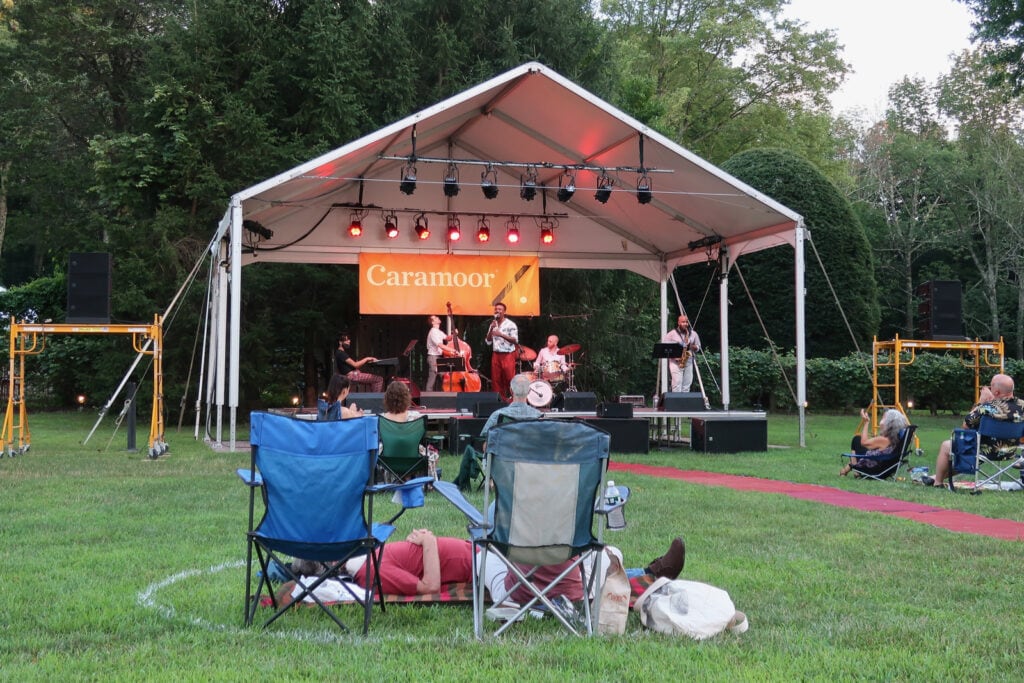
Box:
[0,410,1020,681]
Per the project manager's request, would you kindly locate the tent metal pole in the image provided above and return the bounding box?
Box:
[229,198,243,451]
[659,264,668,395]
[215,239,228,446]
[719,246,730,410]
[795,222,807,447]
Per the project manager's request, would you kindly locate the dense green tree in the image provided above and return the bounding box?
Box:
[712,148,880,358]
[599,0,849,172]
[960,0,1024,93]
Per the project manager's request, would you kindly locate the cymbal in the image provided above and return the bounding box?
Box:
[517,345,537,361]
[558,343,581,355]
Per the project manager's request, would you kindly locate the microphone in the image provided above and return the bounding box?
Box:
[493,313,500,320]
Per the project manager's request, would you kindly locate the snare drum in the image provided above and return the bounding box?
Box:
[522,371,538,382]
[526,379,553,408]
[541,360,564,383]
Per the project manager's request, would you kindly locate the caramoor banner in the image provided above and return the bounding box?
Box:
[359,254,540,315]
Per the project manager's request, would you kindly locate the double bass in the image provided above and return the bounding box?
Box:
[442,302,482,392]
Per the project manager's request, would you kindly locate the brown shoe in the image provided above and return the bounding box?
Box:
[646,536,685,580]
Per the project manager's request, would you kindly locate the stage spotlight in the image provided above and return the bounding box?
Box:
[540,225,554,244]
[481,165,499,199]
[400,162,417,195]
[520,166,538,201]
[476,217,491,243]
[595,172,613,204]
[443,162,460,197]
[556,171,576,202]
[637,173,653,204]
[506,218,520,244]
[447,216,462,241]
[384,213,399,239]
[348,212,363,237]
[415,214,430,240]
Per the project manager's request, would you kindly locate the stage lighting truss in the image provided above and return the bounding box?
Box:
[519,165,539,201]
[594,171,614,204]
[476,216,491,243]
[414,213,430,240]
[447,215,462,241]
[505,217,521,244]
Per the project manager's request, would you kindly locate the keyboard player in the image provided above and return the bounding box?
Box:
[334,332,383,393]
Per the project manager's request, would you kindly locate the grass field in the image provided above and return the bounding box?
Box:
[1,410,1021,681]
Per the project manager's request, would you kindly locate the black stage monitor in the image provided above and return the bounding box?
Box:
[652,343,683,359]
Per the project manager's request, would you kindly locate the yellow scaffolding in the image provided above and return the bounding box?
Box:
[867,335,1004,434]
[2,316,167,458]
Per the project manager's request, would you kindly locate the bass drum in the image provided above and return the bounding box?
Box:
[526,379,553,408]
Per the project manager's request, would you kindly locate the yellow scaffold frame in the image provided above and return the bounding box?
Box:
[865,335,1004,437]
[2,316,167,458]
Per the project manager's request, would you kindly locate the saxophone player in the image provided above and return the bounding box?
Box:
[661,314,701,392]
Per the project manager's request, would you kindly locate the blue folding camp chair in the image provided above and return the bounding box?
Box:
[239,411,431,633]
[948,415,1024,493]
[433,419,621,638]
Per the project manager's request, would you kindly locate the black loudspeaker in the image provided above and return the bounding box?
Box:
[343,392,385,413]
[447,417,487,454]
[474,401,505,418]
[661,392,706,411]
[562,392,597,412]
[577,417,649,453]
[916,280,962,340]
[597,402,634,419]
[67,252,112,323]
[690,418,767,453]
[418,392,457,410]
[456,391,501,413]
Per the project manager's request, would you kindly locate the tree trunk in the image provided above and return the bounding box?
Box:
[0,160,9,263]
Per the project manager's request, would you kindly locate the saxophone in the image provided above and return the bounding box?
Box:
[676,329,691,366]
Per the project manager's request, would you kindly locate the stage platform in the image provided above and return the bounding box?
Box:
[284,404,766,455]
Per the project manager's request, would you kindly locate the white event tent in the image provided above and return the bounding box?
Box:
[207,62,807,448]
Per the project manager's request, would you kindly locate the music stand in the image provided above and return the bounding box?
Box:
[652,343,684,359]
[401,339,418,356]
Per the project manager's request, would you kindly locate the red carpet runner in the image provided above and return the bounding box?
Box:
[609,463,1024,541]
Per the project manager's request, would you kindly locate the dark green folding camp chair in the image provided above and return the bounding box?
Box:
[376,415,428,482]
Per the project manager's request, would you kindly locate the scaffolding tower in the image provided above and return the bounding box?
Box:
[2,316,167,458]
[868,335,1004,433]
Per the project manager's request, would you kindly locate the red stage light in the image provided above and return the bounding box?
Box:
[506,227,520,244]
[348,220,362,237]
[540,226,554,244]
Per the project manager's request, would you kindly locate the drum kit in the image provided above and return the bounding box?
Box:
[516,343,582,408]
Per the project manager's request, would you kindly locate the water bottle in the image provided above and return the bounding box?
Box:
[652,394,659,410]
[604,480,620,506]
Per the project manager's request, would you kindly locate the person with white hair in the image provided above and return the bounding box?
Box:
[839,407,909,477]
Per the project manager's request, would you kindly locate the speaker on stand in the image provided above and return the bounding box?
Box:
[67,253,112,324]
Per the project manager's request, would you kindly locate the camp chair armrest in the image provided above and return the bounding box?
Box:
[431,480,486,526]
[367,475,434,496]
[236,468,263,487]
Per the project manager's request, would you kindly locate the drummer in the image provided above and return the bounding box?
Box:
[534,335,569,380]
